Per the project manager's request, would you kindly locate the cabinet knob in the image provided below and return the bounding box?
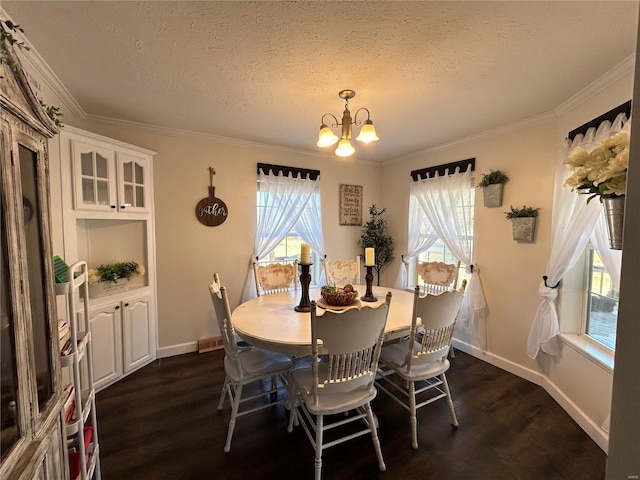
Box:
[114,305,120,310]
[111,205,116,209]
[124,303,129,307]
[120,205,126,209]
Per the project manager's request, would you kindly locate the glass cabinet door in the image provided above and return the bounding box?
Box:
[117,152,149,212]
[0,131,22,462]
[18,144,54,410]
[72,141,116,211]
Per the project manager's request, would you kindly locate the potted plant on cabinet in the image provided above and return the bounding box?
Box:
[478,169,509,207]
[87,260,145,297]
[505,205,540,243]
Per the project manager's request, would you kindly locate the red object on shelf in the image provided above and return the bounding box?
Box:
[68,426,93,479]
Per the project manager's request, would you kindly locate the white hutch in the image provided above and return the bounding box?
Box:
[49,126,158,391]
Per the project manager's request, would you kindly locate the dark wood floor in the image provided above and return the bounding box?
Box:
[96,350,606,480]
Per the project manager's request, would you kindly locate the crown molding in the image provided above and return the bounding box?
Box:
[382,111,556,166]
[82,114,379,166]
[554,55,635,116]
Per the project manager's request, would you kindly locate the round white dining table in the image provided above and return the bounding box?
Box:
[232,285,415,355]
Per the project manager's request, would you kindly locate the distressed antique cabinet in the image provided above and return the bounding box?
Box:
[1,42,68,479]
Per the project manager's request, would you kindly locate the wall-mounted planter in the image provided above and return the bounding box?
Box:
[482,183,504,208]
[511,217,537,243]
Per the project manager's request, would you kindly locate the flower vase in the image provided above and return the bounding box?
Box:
[603,195,625,250]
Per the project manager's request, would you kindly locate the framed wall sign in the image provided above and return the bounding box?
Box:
[339,184,362,226]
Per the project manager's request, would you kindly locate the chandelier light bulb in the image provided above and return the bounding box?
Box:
[335,138,355,157]
[356,120,379,143]
[317,125,339,147]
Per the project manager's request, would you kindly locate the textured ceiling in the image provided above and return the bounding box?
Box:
[2,1,638,162]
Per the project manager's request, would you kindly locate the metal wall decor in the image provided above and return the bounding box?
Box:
[195,167,228,226]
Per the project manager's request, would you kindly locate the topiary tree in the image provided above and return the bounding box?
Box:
[358,204,394,286]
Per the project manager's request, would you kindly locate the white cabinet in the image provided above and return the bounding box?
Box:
[122,294,154,373]
[49,126,158,393]
[89,293,154,391]
[71,139,151,213]
[88,304,123,391]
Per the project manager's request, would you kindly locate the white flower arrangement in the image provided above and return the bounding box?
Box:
[87,261,145,285]
[564,131,629,202]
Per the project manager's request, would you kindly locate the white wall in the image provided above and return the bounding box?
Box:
[54,122,382,354]
[380,70,634,452]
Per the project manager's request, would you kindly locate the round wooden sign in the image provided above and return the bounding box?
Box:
[196,186,228,226]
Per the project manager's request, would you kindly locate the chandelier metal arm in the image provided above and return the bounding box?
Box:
[320,113,340,129]
[353,107,372,127]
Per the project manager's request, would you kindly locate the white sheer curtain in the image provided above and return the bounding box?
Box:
[294,189,327,283]
[394,194,439,290]
[241,170,319,301]
[527,113,629,358]
[591,213,622,290]
[411,164,489,350]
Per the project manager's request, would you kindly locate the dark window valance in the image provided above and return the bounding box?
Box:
[567,100,632,141]
[410,158,475,182]
[257,163,320,181]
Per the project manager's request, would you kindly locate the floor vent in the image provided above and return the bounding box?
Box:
[198,336,223,353]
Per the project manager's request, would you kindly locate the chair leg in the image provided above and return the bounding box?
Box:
[315,414,324,480]
[286,373,298,432]
[409,380,418,449]
[217,375,230,411]
[224,383,243,453]
[365,403,386,472]
[441,373,459,427]
[450,345,456,359]
[270,375,278,401]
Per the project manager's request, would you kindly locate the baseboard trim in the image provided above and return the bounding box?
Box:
[452,339,543,385]
[157,342,198,358]
[542,377,609,453]
[451,338,609,452]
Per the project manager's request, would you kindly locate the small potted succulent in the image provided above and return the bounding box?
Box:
[478,169,509,208]
[504,205,540,243]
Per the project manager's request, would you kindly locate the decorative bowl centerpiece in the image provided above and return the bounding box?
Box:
[320,284,358,306]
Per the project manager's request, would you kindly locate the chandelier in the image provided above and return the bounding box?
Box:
[316,90,379,157]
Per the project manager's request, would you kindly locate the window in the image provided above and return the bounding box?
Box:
[585,247,618,350]
[412,173,475,290]
[256,229,321,286]
[254,165,324,288]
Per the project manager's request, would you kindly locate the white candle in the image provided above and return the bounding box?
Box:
[365,247,375,266]
[301,243,311,264]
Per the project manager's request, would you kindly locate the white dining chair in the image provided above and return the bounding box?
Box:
[416,260,460,295]
[321,255,361,285]
[376,283,465,449]
[287,292,392,480]
[209,274,294,452]
[252,258,299,296]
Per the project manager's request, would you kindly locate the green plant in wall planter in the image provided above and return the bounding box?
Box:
[478,169,509,208]
[505,205,539,243]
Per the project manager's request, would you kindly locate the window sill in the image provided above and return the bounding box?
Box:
[560,333,614,373]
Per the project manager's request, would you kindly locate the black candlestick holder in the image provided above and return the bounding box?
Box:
[295,262,313,312]
[361,265,377,302]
